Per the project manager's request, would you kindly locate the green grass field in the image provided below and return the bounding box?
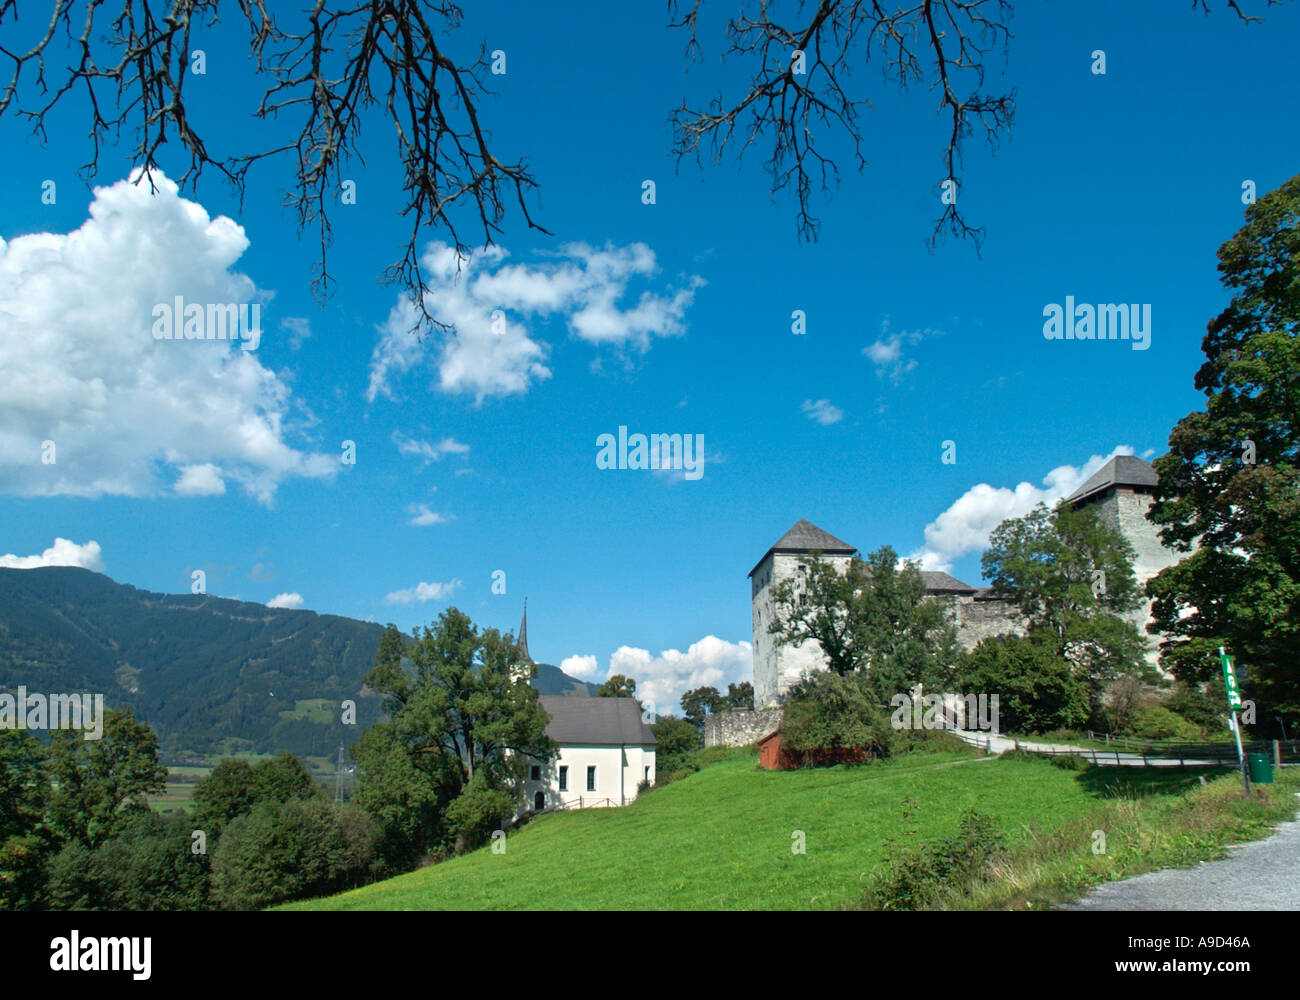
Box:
[283,742,1295,911]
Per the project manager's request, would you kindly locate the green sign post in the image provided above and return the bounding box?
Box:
[1220,647,1250,797]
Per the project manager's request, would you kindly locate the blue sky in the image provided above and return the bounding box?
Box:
[2,1,1297,712]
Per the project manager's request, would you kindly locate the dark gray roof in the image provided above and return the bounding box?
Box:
[1065,455,1159,506]
[539,696,656,746]
[921,571,979,594]
[749,519,857,577]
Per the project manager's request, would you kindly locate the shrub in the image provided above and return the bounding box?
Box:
[1050,753,1091,771]
[210,798,378,910]
[864,808,1006,910]
[444,776,516,852]
[780,671,893,763]
[1163,683,1226,734]
[958,636,1091,733]
[1129,706,1203,741]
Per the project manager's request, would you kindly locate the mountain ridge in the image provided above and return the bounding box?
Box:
[0,566,597,755]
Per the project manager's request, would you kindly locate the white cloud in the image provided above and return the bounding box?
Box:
[174,463,226,496]
[367,241,703,403]
[862,320,937,385]
[908,446,1135,572]
[575,636,753,714]
[0,537,105,572]
[0,170,334,503]
[407,504,451,526]
[281,317,311,351]
[384,579,463,605]
[393,431,470,464]
[801,398,844,426]
[266,592,304,609]
[558,654,601,681]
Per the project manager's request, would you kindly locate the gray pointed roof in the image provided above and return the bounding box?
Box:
[1065,455,1159,506]
[920,571,979,594]
[749,519,857,577]
[538,696,656,746]
[517,601,532,664]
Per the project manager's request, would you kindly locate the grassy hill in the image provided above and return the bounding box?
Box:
[0,567,595,756]
[283,743,1296,911]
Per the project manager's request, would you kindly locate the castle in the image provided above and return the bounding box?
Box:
[748,454,1183,710]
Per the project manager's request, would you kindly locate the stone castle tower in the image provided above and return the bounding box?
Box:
[1063,455,1184,668]
[750,520,857,709]
[749,456,1186,706]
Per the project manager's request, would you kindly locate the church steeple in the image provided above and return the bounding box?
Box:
[517,599,532,664]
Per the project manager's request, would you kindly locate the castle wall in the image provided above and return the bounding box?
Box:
[704,708,783,748]
[951,595,1025,650]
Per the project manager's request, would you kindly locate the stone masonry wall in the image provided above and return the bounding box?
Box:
[704,708,783,748]
[951,595,1026,651]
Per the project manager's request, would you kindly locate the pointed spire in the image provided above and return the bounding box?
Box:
[517,598,532,664]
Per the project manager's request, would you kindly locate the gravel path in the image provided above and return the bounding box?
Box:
[1059,804,1300,910]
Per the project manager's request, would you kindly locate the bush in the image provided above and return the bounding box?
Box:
[958,636,1091,734]
[1163,683,1226,734]
[44,813,211,911]
[1050,753,1091,771]
[780,671,893,763]
[1129,706,1203,741]
[444,776,516,852]
[210,798,378,910]
[864,808,1005,910]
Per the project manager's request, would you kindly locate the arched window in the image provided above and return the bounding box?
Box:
[534,791,545,811]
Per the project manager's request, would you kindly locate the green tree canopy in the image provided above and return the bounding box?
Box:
[46,709,168,848]
[680,686,725,733]
[596,675,639,700]
[767,546,961,703]
[957,635,1091,734]
[359,610,556,854]
[779,671,893,760]
[650,714,700,777]
[981,501,1150,696]
[1147,173,1300,720]
[0,730,52,909]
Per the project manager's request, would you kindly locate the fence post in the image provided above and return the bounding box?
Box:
[1115,751,1121,766]
[1105,733,1110,746]
[1275,740,1282,767]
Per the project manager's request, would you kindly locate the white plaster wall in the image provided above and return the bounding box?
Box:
[522,744,655,810]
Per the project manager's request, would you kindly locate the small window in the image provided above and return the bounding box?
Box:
[530,764,540,781]
[533,791,545,811]
[586,765,597,792]
[558,765,568,792]
[644,766,650,782]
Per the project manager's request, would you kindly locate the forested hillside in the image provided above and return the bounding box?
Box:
[0,567,593,755]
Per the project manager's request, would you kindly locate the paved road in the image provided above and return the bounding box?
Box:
[945,728,1227,767]
[1059,805,1300,910]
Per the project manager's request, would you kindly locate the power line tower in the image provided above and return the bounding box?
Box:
[334,743,345,804]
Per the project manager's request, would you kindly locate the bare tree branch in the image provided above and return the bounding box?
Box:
[668,0,1282,250]
[0,0,550,335]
